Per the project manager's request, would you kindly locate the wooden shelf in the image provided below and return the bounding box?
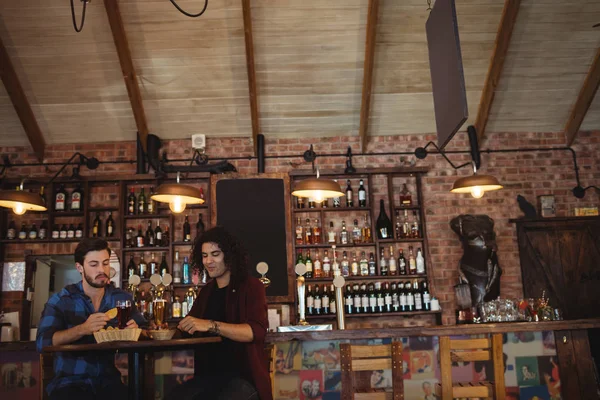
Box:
[53,211,84,217]
[305,274,428,282]
[305,310,441,319]
[293,207,371,213]
[172,241,194,246]
[394,206,421,211]
[89,207,119,212]
[376,238,423,244]
[124,214,170,220]
[94,237,120,242]
[122,246,170,252]
[0,238,81,244]
[296,242,375,249]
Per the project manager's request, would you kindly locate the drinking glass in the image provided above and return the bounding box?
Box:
[153,299,166,327]
[116,300,132,329]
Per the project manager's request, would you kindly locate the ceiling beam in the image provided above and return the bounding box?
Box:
[474,0,521,145]
[0,36,45,161]
[103,0,149,153]
[564,47,600,146]
[242,0,260,156]
[358,0,379,153]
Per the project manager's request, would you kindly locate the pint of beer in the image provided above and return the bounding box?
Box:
[153,299,166,326]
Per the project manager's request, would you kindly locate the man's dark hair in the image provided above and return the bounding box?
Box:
[74,238,111,265]
[191,226,249,286]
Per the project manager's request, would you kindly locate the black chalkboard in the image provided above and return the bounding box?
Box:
[215,178,290,298]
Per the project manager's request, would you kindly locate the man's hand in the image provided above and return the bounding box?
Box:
[177,316,211,335]
[79,313,110,335]
[125,319,138,329]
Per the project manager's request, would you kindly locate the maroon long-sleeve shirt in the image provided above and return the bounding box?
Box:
[188,276,273,400]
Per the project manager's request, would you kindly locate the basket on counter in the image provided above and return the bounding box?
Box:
[147,329,176,341]
[93,328,142,343]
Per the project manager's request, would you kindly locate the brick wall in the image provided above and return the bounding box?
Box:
[1,131,599,324]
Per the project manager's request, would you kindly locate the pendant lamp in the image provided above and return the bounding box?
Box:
[291,169,344,202]
[0,181,47,215]
[151,172,204,213]
[451,162,502,198]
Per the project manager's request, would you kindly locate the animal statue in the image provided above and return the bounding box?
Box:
[517,195,537,218]
[449,215,502,307]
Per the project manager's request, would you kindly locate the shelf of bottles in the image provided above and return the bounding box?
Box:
[290,168,435,322]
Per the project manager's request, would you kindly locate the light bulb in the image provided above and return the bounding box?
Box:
[313,191,324,203]
[169,197,186,213]
[470,186,485,199]
[12,202,27,215]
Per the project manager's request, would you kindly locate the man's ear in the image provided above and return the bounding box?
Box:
[75,262,83,274]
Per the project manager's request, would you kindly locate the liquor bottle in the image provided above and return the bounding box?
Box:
[360,283,369,314]
[136,225,144,247]
[125,227,134,247]
[388,245,397,275]
[352,284,362,314]
[173,251,182,283]
[359,251,369,276]
[408,246,417,274]
[331,250,340,276]
[340,221,349,244]
[405,281,415,311]
[55,184,67,212]
[138,290,147,317]
[345,285,354,314]
[163,225,170,247]
[75,223,83,238]
[358,179,367,207]
[127,188,136,215]
[321,198,329,208]
[416,247,426,273]
[6,221,16,240]
[367,283,376,313]
[399,282,407,311]
[403,210,410,238]
[305,251,313,279]
[304,218,312,245]
[350,252,359,276]
[91,213,100,238]
[352,219,361,244]
[411,211,421,238]
[40,222,48,239]
[148,253,158,276]
[422,281,431,311]
[138,188,146,214]
[308,196,315,209]
[313,251,322,278]
[128,255,136,277]
[340,251,350,277]
[147,187,155,214]
[313,285,322,315]
[368,252,376,276]
[413,280,423,311]
[322,250,331,278]
[327,221,336,244]
[313,219,321,244]
[155,224,163,247]
[395,210,402,239]
[391,282,400,312]
[332,180,341,208]
[172,296,182,319]
[67,224,75,239]
[375,282,385,313]
[345,180,353,207]
[28,223,38,240]
[306,285,314,315]
[39,186,47,208]
[296,251,305,268]
[51,224,60,239]
[59,224,68,239]
[160,253,169,277]
[182,256,191,284]
[183,215,191,242]
[329,284,336,315]
[145,220,155,247]
[196,213,205,238]
[70,183,83,211]
[362,215,372,242]
[398,248,407,275]
[376,200,393,239]
[399,183,412,206]
[106,212,114,237]
[138,255,147,278]
[379,247,388,276]
[295,217,303,245]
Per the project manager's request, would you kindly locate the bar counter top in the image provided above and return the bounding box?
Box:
[265,318,600,342]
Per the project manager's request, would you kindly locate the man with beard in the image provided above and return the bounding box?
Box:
[37,238,145,399]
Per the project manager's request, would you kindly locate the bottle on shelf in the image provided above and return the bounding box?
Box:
[39,186,47,208]
[312,219,321,244]
[296,194,305,209]
[92,213,101,238]
[70,183,83,211]
[147,187,155,214]
[183,216,191,242]
[411,211,421,238]
[345,180,353,207]
[296,251,305,268]
[106,212,115,237]
[155,224,163,247]
[422,281,431,311]
[138,255,147,279]
[340,251,349,277]
[55,184,67,212]
[332,180,341,208]
[172,295,182,318]
[182,256,191,284]
[51,224,59,240]
[358,179,367,207]
[128,255,136,277]
[395,210,402,239]
[145,220,155,247]
[306,285,314,315]
[138,188,146,214]
[408,246,417,274]
[331,249,339,276]
[75,223,83,239]
[379,247,388,276]
[391,282,400,312]
[375,282,385,313]
[127,188,136,215]
[405,281,415,311]
[352,284,361,314]
[163,225,170,247]
[327,221,336,244]
[388,245,397,275]
[402,210,410,238]
[321,198,329,208]
[368,252,376,276]
[329,284,336,315]
[313,285,322,315]
[308,196,315,209]
[28,223,38,240]
[413,280,423,311]
[126,227,135,247]
[359,251,369,276]
[399,183,412,207]
[345,285,353,314]
[304,218,312,245]
[398,248,407,275]
[313,251,322,278]
[360,283,369,313]
[398,282,407,311]
[59,224,68,239]
[160,253,169,277]
[196,213,205,238]
[376,200,393,239]
[340,221,349,245]
[416,247,425,273]
[304,251,313,279]
[173,251,182,283]
[322,285,330,314]
[295,217,304,245]
[362,215,372,243]
[322,250,331,278]
[149,253,158,275]
[67,224,75,239]
[136,225,144,247]
[350,252,359,276]
[352,219,361,244]
[7,221,16,240]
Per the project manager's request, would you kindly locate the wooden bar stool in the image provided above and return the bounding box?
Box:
[39,353,54,400]
[264,344,276,396]
[436,333,505,400]
[340,341,404,400]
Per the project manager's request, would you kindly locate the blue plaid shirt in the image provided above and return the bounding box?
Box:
[36,281,146,394]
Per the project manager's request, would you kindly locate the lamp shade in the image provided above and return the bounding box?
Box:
[291,177,344,201]
[151,183,205,205]
[0,189,47,213]
[451,174,503,198]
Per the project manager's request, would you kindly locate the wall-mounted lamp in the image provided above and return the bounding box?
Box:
[291,145,345,202]
[151,172,204,213]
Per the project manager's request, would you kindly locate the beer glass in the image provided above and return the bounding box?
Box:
[116,300,132,329]
[153,299,166,327]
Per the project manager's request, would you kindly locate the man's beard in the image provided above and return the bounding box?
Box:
[83,270,109,289]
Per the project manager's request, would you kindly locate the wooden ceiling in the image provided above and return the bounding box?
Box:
[0,0,598,152]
